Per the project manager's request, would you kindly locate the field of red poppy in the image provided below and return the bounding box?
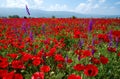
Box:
[0,18,120,79]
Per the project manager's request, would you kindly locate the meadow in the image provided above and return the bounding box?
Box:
[0,18,120,79]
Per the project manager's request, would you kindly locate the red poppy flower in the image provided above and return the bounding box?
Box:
[57,63,64,69]
[118,52,120,57]
[19,44,25,49]
[54,54,65,62]
[40,65,50,73]
[91,57,100,64]
[84,64,98,77]
[31,72,44,79]
[67,58,73,63]
[3,71,14,79]
[37,50,43,57]
[32,57,41,66]
[100,55,109,64]
[98,34,109,42]
[75,49,82,55]
[11,60,25,69]
[0,46,2,50]
[81,50,92,58]
[21,53,32,62]
[7,53,18,59]
[73,64,84,71]
[74,30,81,38]
[0,56,8,68]
[14,73,23,79]
[47,47,56,57]
[83,50,92,56]
[0,61,8,68]
[68,74,82,79]
[107,47,116,52]
[0,70,8,78]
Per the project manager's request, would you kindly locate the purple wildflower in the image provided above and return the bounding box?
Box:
[41,23,45,34]
[92,49,95,55]
[21,22,27,33]
[65,55,68,63]
[88,19,93,32]
[108,30,112,41]
[33,48,36,54]
[28,24,31,29]
[25,5,30,16]
[116,37,119,48]
[108,30,113,47]
[91,37,95,55]
[78,39,84,49]
[29,31,33,41]
[78,55,81,61]
[92,37,95,46]
[108,41,113,47]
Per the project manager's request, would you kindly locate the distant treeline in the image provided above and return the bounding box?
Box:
[0,15,120,19]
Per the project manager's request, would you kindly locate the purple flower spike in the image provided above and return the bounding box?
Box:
[26,5,30,16]
[29,31,33,41]
[33,48,36,54]
[88,19,93,32]
[116,37,119,48]
[78,55,81,61]
[21,22,27,33]
[108,41,112,47]
[41,23,45,34]
[92,49,95,55]
[28,24,31,29]
[92,37,95,46]
[78,39,84,49]
[65,55,68,63]
[108,30,113,47]
[108,30,112,41]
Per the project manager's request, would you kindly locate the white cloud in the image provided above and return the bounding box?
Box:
[74,0,107,14]
[0,0,119,15]
[5,0,28,8]
[1,0,43,9]
[0,0,68,11]
[0,0,6,7]
[46,4,68,11]
[32,0,43,8]
[75,2,99,13]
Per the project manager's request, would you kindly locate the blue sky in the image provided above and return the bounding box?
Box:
[0,0,120,15]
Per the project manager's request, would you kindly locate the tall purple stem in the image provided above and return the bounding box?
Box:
[33,48,36,54]
[25,5,30,16]
[116,37,119,48]
[108,30,113,47]
[78,55,81,61]
[65,55,68,63]
[88,19,93,32]
[29,31,33,41]
[78,39,84,49]
[41,23,45,34]
[91,37,95,55]
[21,22,27,34]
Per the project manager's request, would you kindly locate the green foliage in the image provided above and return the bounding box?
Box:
[72,16,77,19]
[52,16,55,19]
[9,15,20,18]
